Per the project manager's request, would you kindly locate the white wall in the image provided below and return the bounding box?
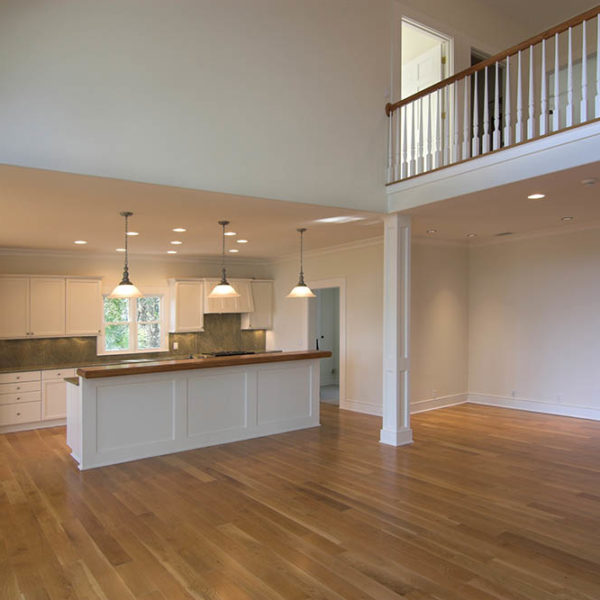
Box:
[468,229,600,420]
[0,252,272,291]
[268,238,469,415]
[0,0,543,214]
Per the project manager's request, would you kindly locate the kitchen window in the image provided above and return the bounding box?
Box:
[100,294,167,354]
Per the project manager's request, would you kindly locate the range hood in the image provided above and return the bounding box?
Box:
[203,279,255,314]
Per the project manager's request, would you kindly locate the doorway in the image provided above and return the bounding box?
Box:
[401,19,452,166]
[306,279,345,407]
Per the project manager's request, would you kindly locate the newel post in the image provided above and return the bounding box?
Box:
[380,213,413,446]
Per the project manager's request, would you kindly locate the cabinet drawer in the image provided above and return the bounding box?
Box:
[0,371,41,384]
[42,368,77,381]
[0,401,41,426]
[0,381,41,395]
[0,391,41,405]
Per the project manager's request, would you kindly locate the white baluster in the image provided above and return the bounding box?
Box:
[553,33,560,131]
[401,105,408,179]
[527,45,535,139]
[472,70,480,156]
[515,50,523,143]
[453,82,459,163]
[566,27,573,127]
[426,93,433,172]
[482,66,490,153]
[443,85,450,165]
[435,89,442,167]
[539,39,548,136]
[493,62,501,150]
[394,106,401,180]
[596,16,600,118]
[387,109,393,183]
[504,55,512,146]
[417,97,424,173]
[409,102,416,176]
[462,76,470,160]
[580,20,588,123]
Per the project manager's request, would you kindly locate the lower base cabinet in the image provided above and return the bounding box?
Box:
[0,368,76,430]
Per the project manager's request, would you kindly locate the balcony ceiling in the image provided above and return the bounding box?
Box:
[408,162,600,244]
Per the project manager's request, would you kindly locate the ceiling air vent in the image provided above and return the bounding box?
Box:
[495,232,514,237]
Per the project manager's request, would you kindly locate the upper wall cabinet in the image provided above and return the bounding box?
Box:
[241,280,273,330]
[0,277,30,337]
[203,279,255,314]
[0,276,102,340]
[169,279,204,333]
[66,279,102,336]
[30,278,66,337]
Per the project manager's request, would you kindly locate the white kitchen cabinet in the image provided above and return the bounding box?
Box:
[169,279,204,332]
[203,279,254,314]
[0,277,29,338]
[30,277,66,337]
[66,278,102,335]
[42,368,76,421]
[0,370,41,428]
[241,280,273,330]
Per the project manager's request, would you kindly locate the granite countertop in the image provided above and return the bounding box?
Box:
[77,350,332,379]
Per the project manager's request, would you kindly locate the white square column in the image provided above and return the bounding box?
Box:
[380,213,413,446]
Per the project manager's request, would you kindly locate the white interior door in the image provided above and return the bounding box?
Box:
[316,288,339,387]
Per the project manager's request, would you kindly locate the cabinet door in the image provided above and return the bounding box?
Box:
[242,281,273,330]
[171,281,204,332]
[66,279,102,335]
[30,278,66,337]
[0,277,29,338]
[42,379,67,420]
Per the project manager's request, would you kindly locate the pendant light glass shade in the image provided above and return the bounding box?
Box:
[287,228,315,298]
[110,211,142,299]
[208,220,240,299]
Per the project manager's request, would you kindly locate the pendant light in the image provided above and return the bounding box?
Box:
[287,228,315,298]
[109,211,142,298]
[208,220,240,298]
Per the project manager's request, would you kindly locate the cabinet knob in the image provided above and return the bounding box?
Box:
[16,376,20,380]
[16,412,21,416]
[17,397,21,400]
[16,386,20,390]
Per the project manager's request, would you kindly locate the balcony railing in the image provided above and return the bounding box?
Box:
[386,6,600,184]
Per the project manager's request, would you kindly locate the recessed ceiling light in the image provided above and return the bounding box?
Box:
[466,233,478,238]
[170,240,183,245]
[167,250,177,254]
[229,248,239,253]
[224,231,236,236]
[561,216,574,222]
[527,193,546,200]
[74,240,87,245]
[236,239,248,244]
[126,231,139,236]
[172,227,186,232]
[581,178,597,186]
[116,248,126,252]
[426,229,438,234]
[315,216,366,224]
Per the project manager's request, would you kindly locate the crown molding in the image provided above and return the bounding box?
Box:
[274,236,384,264]
[0,247,270,266]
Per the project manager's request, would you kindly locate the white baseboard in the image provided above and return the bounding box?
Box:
[411,393,467,414]
[0,418,66,434]
[468,393,600,421]
[341,399,382,416]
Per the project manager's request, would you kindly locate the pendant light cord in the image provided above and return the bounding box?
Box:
[124,213,129,273]
[297,228,307,286]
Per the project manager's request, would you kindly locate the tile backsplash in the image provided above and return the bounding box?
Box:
[0,314,266,371]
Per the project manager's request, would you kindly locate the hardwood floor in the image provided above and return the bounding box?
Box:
[1,404,599,600]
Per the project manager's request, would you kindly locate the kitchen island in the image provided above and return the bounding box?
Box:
[67,350,331,470]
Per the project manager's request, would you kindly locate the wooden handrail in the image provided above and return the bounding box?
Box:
[386,5,600,116]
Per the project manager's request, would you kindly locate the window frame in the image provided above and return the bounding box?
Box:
[97,287,169,356]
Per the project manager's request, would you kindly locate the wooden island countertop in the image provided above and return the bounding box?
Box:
[77,350,332,379]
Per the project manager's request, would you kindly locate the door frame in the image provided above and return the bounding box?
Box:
[305,277,346,406]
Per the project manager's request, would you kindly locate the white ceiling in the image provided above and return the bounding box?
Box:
[407,162,600,243]
[0,165,383,259]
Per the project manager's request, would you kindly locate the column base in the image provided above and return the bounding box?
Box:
[379,427,413,447]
